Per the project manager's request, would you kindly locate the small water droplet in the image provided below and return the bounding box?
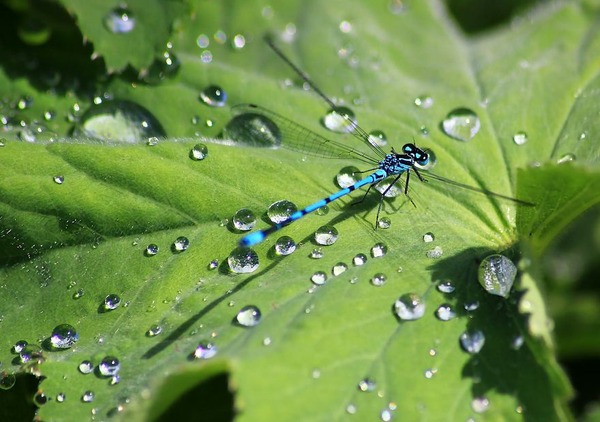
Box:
[224,110,282,147]
[358,378,376,392]
[53,175,64,184]
[336,165,361,188]
[310,248,324,259]
[353,253,367,266]
[441,108,480,142]
[50,324,79,349]
[194,342,217,359]
[196,34,209,48]
[314,225,339,245]
[378,217,391,229]
[370,273,387,286]
[147,325,162,337]
[436,279,455,293]
[103,294,121,311]
[236,305,262,327]
[145,244,159,256]
[339,20,353,33]
[146,137,159,146]
[414,95,434,108]
[0,372,16,390]
[110,375,121,385]
[13,340,28,354]
[274,236,297,256]
[459,330,485,354]
[19,345,43,364]
[104,6,136,34]
[578,131,588,141]
[370,242,388,258]
[311,271,327,285]
[172,236,190,252]
[199,85,227,107]
[375,178,402,197]
[464,301,480,312]
[511,335,524,350]
[512,131,528,145]
[315,205,329,216]
[200,50,213,63]
[557,153,576,164]
[267,200,298,224]
[189,143,208,160]
[311,369,321,379]
[323,106,357,133]
[422,232,435,243]
[471,396,490,413]
[394,293,425,320]
[208,259,219,270]
[332,262,348,276]
[78,360,94,374]
[56,392,66,402]
[380,408,393,421]
[424,368,438,379]
[426,246,443,259]
[346,403,357,414]
[98,356,120,377]
[34,391,48,406]
[435,304,456,321]
[228,247,259,273]
[232,208,256,231]
[263,337,272,346]
[232,34,246,49]
[368,130,387,147]
[478,254,517,298]
[81,391,95,403]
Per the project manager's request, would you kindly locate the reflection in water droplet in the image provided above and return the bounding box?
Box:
[200,85,227,107]
[422,232,435,243]
[274,236,296,256]
[441,108,480,142]
[311,271,327,285]
[436,279,455,293]
[435,304,456,321]
[426,246,443,259]
[189,143,208,160]
[336,165,361,188]
[53,175,64,184]
[323,106,357,133]
[147,325,162,337]
[236,305,262,327]
[13,340,28,354]
[103,294,121,311]
[414,95,434,109]
[394,293,425,320]
[99,356,120,377]
[208,259,219,270]
[370,243,388,258]
[173,236,190,252]
[459,330,485,354]
[512,131,528,145]
[50,324,79,349]
[557,153,576,164]
[332,262,348,276]
[471,396,490,413]
[194,342,217,359]
[228,247,259,273]
[145,244,159,256]
[224,111,282,147]
[370,273,387,286]
[267,200,298,224]
[478,254,516,298]
[314,226,339,245]
[353,253,367,266]
[368,130,387,147]
[104,6,136,34]
[78,360,94,374]
[232,208,256,231]
[56,392,66,402]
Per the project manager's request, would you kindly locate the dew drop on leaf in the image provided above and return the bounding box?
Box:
[353,253,367,266]
[236,305,262,327]
[81,391,95,403]
[332,262,348,276]
[232,208,257,231]
[370,242,388,258]
[103,6,136,34]
[368,129,387,146]
[336,165,360,188]
[314,225,339,245]
[0,372,16,390]
[103,294,121,311]
[172,236,190,252]
[394,293,425,320]
[98,356,120,377]
[512,131,528,145]
[193,342,217,359]
[228,247,259,273]
[311,271,327,285]
[224,110,282,147]
[435,304,456,321]
[471,396,490,413]
[414,95,434,108]
[267,200,298,224]
[459,330,485,354]
[441,107,480,142]
[199,85,227,107]
[53,175,64,184]
[274,236,296,256]
[50,324,79,349]
[370,273,387,286]
[78,360,94,374]
[189,143,208,160]
[323,106,357,133]
[478,254,516,298]
[309,248,324,259]
[145,244,159,256]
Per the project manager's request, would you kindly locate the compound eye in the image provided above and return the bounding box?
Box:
[416,152,429,166]
[402,143,414,154]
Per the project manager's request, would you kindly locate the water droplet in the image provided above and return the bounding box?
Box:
[314,226,339,245]
[208,259,219,270]
[224,109,282,147]
[142,50,181,84]
[73,288,84,299]
[332,262,348,276]
[414,95,434,109]
[339,20,353,33]
[336,165,361,188]
[194,342,217,359]
[81,391,95,403]
[18,128,36,142]
[189,143,208,160]
[78,360,94,374]
[13,340,28,354]
[557,153,576,164]
[464,301,479,312]
[110,375,121,385]
[267,200,298,224]
[228,247,259,273]
[0,372,16,390]
[56,392,66,402]
[426,246,443,259]
[394,293,425,320]
[459,330,485,354]
[471,396,490,413]
[146,137,159,146]
[315,205,329,216]
[172,236,190,252]
[200,50,213,63]
[232,208,256,231]
[378,217,391,229]
[103,294,121,311]
[73,100,166,143]
[236,305,262,327]
[435,304,456,321]
[232,34,246,49]
[50,324,79,349]
[353,253,367,266]
[370,273,387,286]
[53,175,64,184]
[104,6,136,33]
[375,179,402,198]
[512,131,528,145]
[310,248,324,259]
[323,106,357,133]
[380,408,393,421]
[263,337,272,346]
[437,279,455,293]
[274,236,296,256]
[311,271,327,285]
[147,325,162,337]
[424,368,438,379]
[358,378,376,392]
[98,356,120,377]
[478,254,517,298]
[34,391,48,406]
[441,108,480,142]
[422,232,435,243]
[19,345,43,364]
[511,335,524,350]
[368,130,387,147]
[199,85,227,107]
[145,244,159,256]
[346,403,357,414]
[370,242,388,258]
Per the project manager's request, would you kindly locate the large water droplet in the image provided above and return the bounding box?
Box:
[98,356,120,377]
[50,324,79,349]
[73,100,166,143]
[228,247,259,273]
[103,294,121,311]
[459,330,485,354]
[323,106,357,133]
[189,143,208,160]
[512,131,528,145]
[314,225,339,245]
[336,165,361,188]
[441,108,480,142]
[478,254,517,298]
[274,236,296,256]
[199,85,227,107]
[236,305,262,327]
[435,304,457,321]
[104,6,136,34]
[267,200,298,224]
[394,293,425,320]
[232,208,256,231]
[193,342,217,359]
[224,111,282,147]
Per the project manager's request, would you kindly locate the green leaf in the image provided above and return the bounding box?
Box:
[1,0,599,421]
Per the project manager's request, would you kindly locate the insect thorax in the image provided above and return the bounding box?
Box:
[380,153,413,175]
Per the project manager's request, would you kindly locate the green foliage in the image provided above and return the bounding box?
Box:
[0,0,599,421]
